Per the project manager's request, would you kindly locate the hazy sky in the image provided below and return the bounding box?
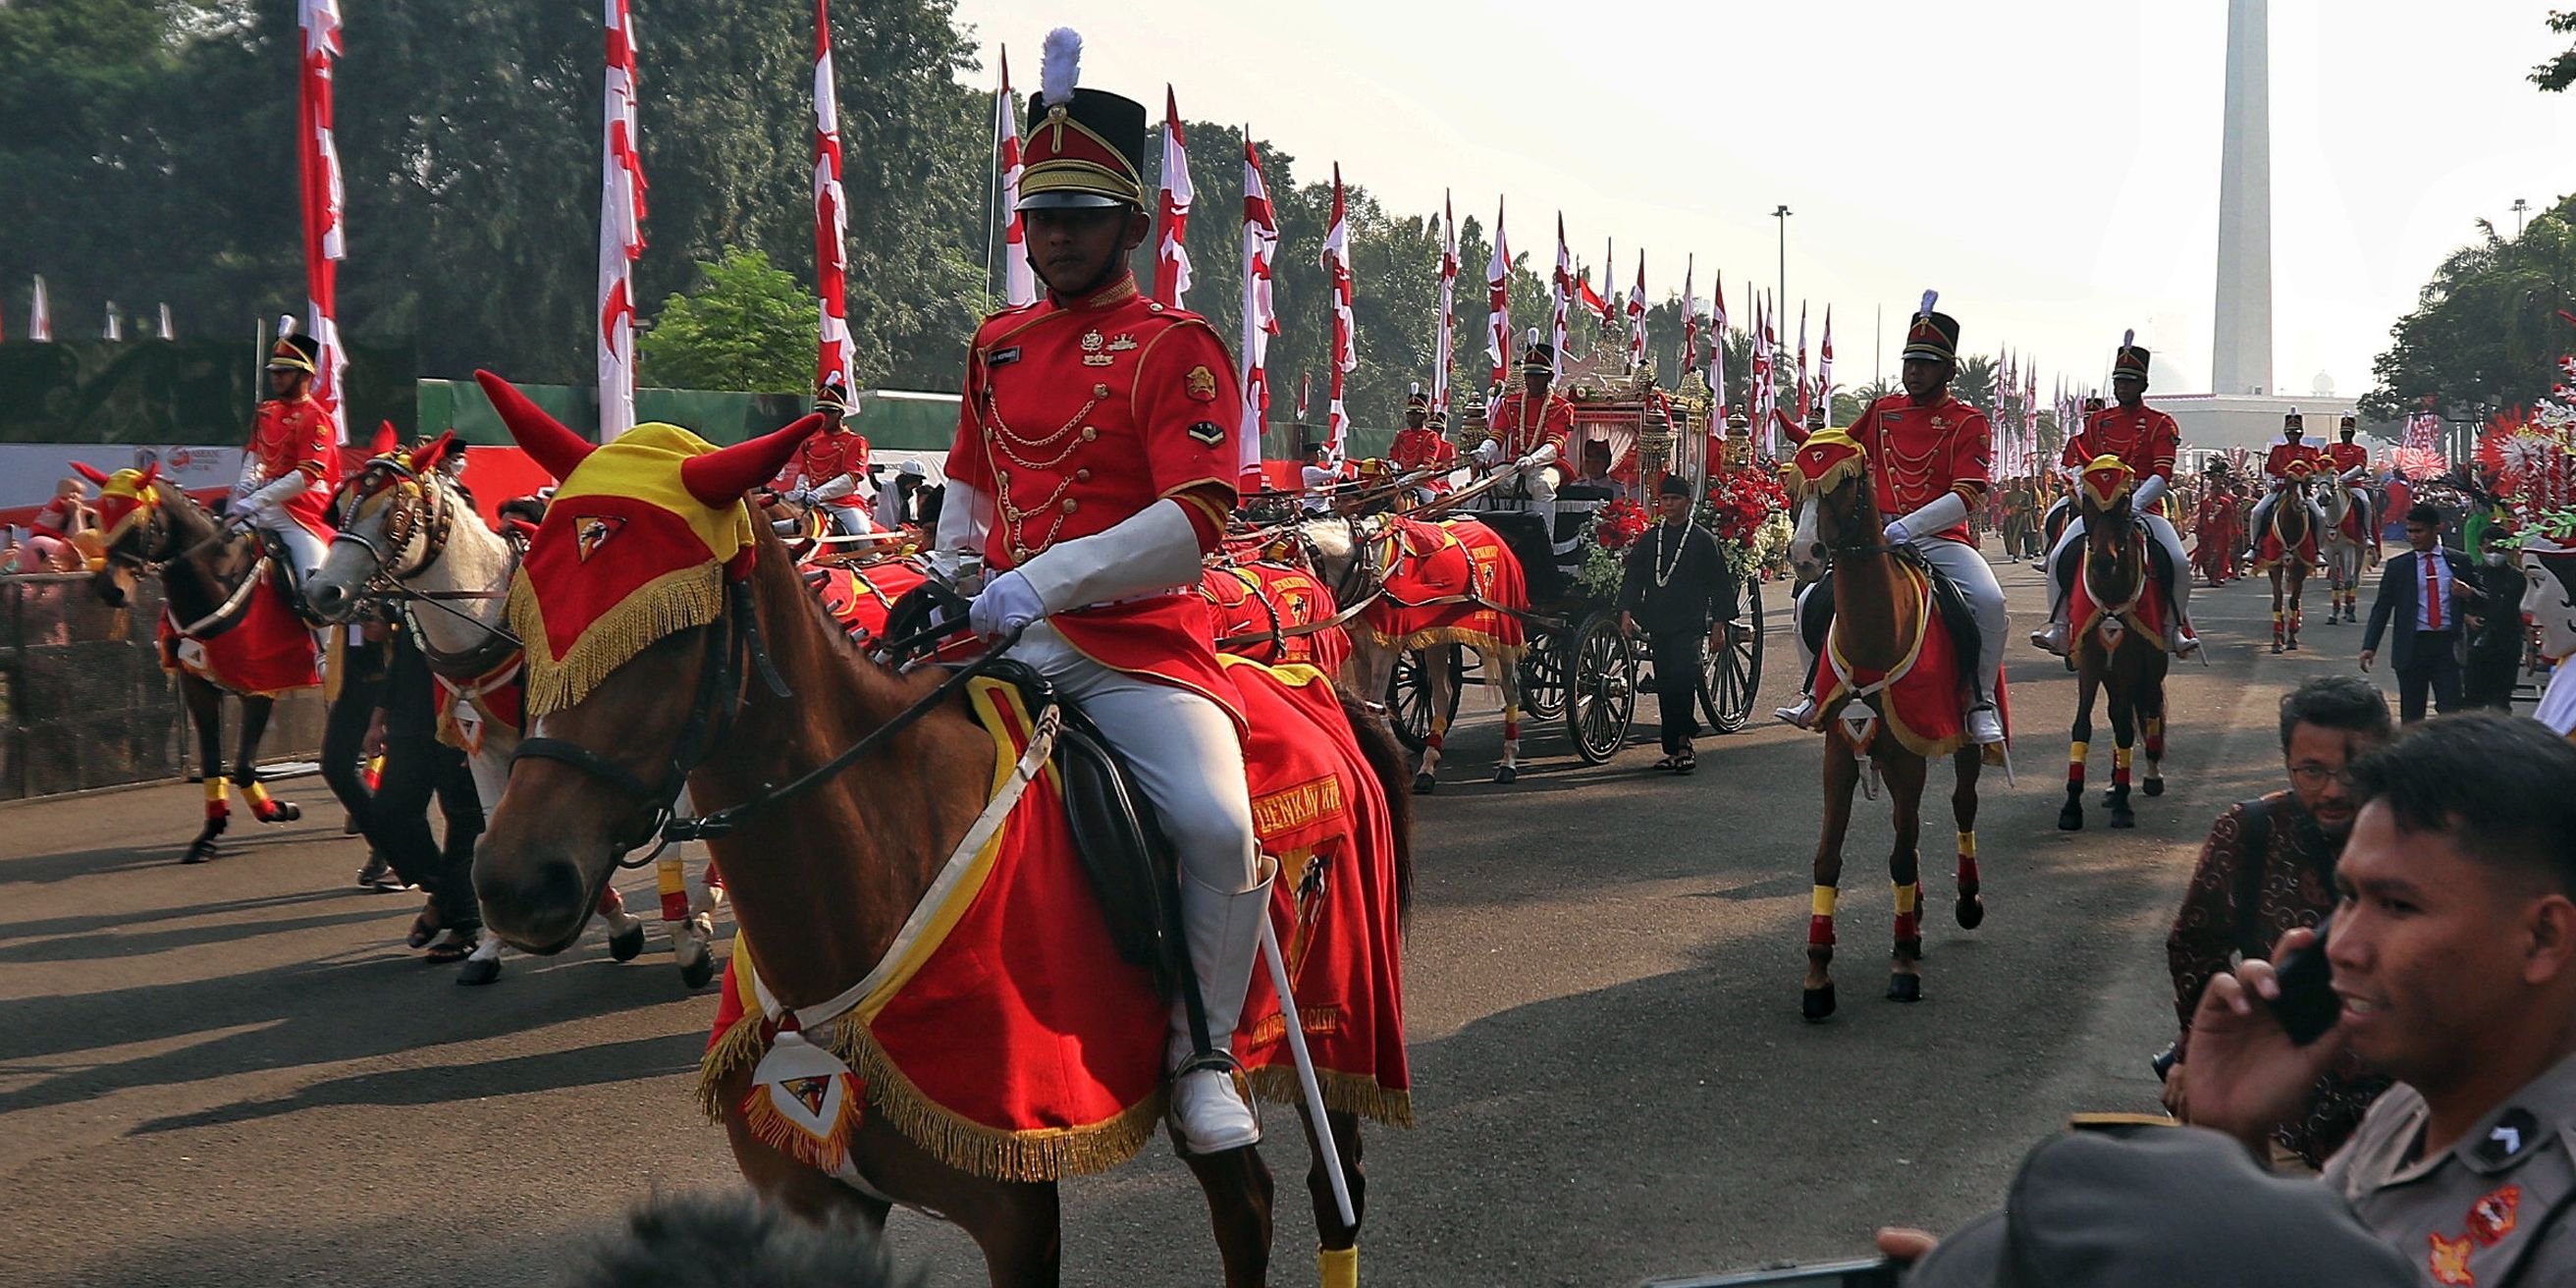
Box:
[948,0,2575,400]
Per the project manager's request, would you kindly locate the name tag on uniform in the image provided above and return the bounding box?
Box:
[989,346,1023,368]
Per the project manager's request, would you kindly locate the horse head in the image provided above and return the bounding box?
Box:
[468,370,824,952]
[2076,456,2143,603]
[307,432,466,622]
[1781,428,1875,579]
[77,461,193,609]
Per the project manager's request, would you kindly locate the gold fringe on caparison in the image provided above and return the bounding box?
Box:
[696,1008,1167,1182]
[1247,1064,1417,1129]
[508,562,724,717]
[1357,623,1525,671]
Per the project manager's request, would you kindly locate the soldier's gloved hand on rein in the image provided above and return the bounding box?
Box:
[1883,519,1913,547]
[224,495,261,523]
[967,569,1046,639]
[1514,455,1537,472]
[1471,440,1502,468]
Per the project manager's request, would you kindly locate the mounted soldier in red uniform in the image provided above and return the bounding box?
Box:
[231,330,342,607]
[2033,335,2199,657]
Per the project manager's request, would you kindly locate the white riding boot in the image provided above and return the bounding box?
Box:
[1167,867,1274,1154]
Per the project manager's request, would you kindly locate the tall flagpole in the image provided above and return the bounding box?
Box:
[812,0,853,391]
[1236,136,1280,488]
[297,0,347,441]
[599,0,648,441]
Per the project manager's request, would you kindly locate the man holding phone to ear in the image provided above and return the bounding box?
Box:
[2184,716,2576,1285]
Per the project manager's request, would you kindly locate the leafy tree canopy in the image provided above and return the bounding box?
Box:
[2363,195,2576,421]
[637,248,810,393]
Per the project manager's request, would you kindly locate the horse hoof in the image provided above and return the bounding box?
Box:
[456,957,503,987]
[1886,974,1922,1003]
[608,922,646,962]
[182,839,220,864]
[2143,778,2166,797]
[679,950,718,991]
[1956,896,1985,930]
[2110,810,2136,830]
[2271,643,2283,655]
[1801,984,1837,1022]
[1492,765,1519,785]
[2058,804,2083,831]
[1412,773,1437,795]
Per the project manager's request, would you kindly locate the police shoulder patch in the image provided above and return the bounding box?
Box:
[1185,365,1218,402]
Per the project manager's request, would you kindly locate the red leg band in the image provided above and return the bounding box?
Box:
[1807,915,1837,947]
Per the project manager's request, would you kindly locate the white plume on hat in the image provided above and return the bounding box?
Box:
[2121,328,2135,349]
[1039,27,1081,108]
[277,313,297,338]
[1525,326,1540,346]
[1917,290,1937,320]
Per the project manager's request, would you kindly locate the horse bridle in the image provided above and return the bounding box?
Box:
[334,457,459,584]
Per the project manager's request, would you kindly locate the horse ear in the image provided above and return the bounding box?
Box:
[370,419,400,456]
[69,461,112,486]
[409,431,460,474]
[680,414,827,509]
[473,370,592,481]
[136,461,160,489]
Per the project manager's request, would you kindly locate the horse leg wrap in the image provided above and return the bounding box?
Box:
[362,754,384,792]
[1892,880,1921,946]
[2144,718,2165,763]
[1319,1245,1360,1288]
[2113,745,2133,790]
[2066,740,2088,788]
[1501,705,1521,766]
[1808,886,1838,947]
[203,777,230,822]
[240,778,294,823]
[656,854,689,923]
[1956,832,1980,892]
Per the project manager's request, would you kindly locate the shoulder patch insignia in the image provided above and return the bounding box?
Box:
[2482,1109,2538,1164]
[2469,1185,2521,1246]
[1186,365,1219,402]
[2429,1230,2476,1286]
[1187,420,1226,446]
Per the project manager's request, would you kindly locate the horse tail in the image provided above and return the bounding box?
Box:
[1334,684,1416,926]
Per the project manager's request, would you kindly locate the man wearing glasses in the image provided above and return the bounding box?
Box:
[2159,675,2394,1167]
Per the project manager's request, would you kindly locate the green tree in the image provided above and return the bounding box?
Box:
[638,248,809,392]
[2363,195,2576,420]
[2533,10,2576,91]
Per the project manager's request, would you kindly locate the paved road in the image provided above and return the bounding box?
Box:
[2,560,2368,1287]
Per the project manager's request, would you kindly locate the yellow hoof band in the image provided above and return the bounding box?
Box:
[1956,831,1977,858]
[2114,746,2133,770]
[203,778,229,804]
[1892,882,1919,915]
[242,781,273,807]
[2068,740,2089,765]
[1810,886,1839,918]
[1320,1245,1360,1288]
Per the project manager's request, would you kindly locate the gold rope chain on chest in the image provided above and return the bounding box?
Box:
[983,387,1113,563]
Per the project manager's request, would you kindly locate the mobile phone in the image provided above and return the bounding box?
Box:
[1642,1258,1901,1288]
[2268,915,2342,1046]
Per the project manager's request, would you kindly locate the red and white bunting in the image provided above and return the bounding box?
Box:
[297,0,348,441]
[599,0,648,440]
[994,51,1034,308]
[1154,87,1193,309]
[1235,139,1280,487]
[1817,306,1834,425]
[1485,198,1511,390]
[1626,250,1647,370]
[1707,272,1726,434]
[1549,214,1571,380]
[28,276,48,343]
[1679,255,1697,385]
[1433,191,1457,415]
[1795,302,1809,422]
[1320,165,1355,462]
[2403,410,2440,456]
[811,0,852,392]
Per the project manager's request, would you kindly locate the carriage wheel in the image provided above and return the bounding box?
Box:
[1385,646,1465,752]
[1565,613,1637,765]
[1520,626,1569,721]
[1701,577,1766,733]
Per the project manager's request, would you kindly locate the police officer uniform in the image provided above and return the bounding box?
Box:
[2327,1050,2576,1287]
[937,38,1272,1156]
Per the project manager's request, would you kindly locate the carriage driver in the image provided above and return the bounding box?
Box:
[1388,383,1458,506]
[937,37,1274,1156]
[1774,295,2009,745]
[227,330,343,605]
[777,376,876,536]
[1476,331,1577,553]
[2249,408,2332,546]
[2031,335,2199,657]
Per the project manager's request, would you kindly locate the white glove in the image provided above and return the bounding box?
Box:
[924,548,983,592]
[1472,440,1502,467]
[1513,455,1537,471]
[1883,519,1913,547]
[1012,498,1205,613]
[225,495,261,523]
[244,471,307,512]
[1890,491,1969,543]
[968,569,1046,638]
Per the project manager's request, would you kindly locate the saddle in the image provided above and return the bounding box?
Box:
[1798,548,1982,703]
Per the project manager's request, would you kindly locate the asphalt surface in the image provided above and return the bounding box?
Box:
[1,558,2371,1287]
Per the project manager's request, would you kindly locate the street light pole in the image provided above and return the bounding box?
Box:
[2514,197,2531,238]
[1772,205,1792,332]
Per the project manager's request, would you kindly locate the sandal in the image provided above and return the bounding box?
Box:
[423,926,480,964]
[1649,756,1676,773]
[1674,751,1697,775]
[405,899,443,950]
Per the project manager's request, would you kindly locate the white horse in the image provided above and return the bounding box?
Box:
[1295,511,1531,790]
[2318,475,2373,624]
[305,443,722,988]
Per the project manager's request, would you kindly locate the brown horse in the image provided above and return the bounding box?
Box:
[1784,433,1985,1021]
[2057,470,2170,832]
[468,388,1411,1288]
[2261,477,2315,653]
[84,466,308,863]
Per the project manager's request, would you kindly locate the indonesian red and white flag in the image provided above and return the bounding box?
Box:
[1816,305,1834,424]
[811,0,853,393]
[599,0,648,440]
[1235,139,1280,487]
[1549,213,1571,380]
[1575,269,1608,324]
[1485,197,1512,389]
[1433,190,1458,415]
[1626,251,1647,370]
[994,51,1035,308]
[27,276,47,343]
[1153,87,1194,308]
[1679,255,1697,380]
[298,0,348,441]
[1320,164,1356,462]
[1707,271,1727,434]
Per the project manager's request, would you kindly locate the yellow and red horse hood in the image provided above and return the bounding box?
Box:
[507,423,758,718]
[1782,428,1867,498]
[2079,455,2134,510]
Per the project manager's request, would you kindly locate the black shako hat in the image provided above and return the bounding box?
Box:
[1017,28,1147,210]
[1658,473,1693,499]
[1903,289,1959,364]
[2113,329,2150,380]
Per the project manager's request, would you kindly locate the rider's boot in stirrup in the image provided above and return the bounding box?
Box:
[1167,866,1275,1154]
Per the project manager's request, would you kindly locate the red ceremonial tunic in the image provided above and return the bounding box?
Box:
[2061,404,2180,519]
[246,394,340,538]
[1387,428,1456,473]
[2325,441,2369,477]
[786,428,872,512]
[2264,440,2328,482]
[950,274,1244,724]
[1486,390,1575,460]
[1847,392,1991,544]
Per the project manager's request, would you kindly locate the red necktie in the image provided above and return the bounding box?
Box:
[2425,554,2442,630]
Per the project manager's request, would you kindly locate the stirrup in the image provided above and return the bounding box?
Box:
[1773,698,1818,730]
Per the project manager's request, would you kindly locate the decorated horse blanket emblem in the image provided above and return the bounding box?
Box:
[157,575,321,697]
[2068,538,2171,653]
[1200,562,1352,676]
[701,664,1411,1184]
[2256,513,2321,572]
[1362,516,1527,660]
[1808,563,2005,759]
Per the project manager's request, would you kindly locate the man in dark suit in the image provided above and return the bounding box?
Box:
[2360,505,2483,721]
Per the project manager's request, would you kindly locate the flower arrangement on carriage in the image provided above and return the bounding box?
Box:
[1573,497,1651,598]
[1699,465,1795,581]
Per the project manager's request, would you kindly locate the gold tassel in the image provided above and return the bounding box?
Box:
[510,563,725,717]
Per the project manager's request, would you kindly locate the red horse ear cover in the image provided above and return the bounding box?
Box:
[474,369,593,481]
[135,460,161,488]
[408,430,460,474]
[370,419,401,456]
[680,414,827,508]
[70,461,113,486]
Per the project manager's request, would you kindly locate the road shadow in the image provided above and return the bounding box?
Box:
[131,1031,702,1133]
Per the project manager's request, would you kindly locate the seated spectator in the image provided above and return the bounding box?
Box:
[562,1189,914,1288]
[2184,715,2576,1283]
[2164,675,2394,1166]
